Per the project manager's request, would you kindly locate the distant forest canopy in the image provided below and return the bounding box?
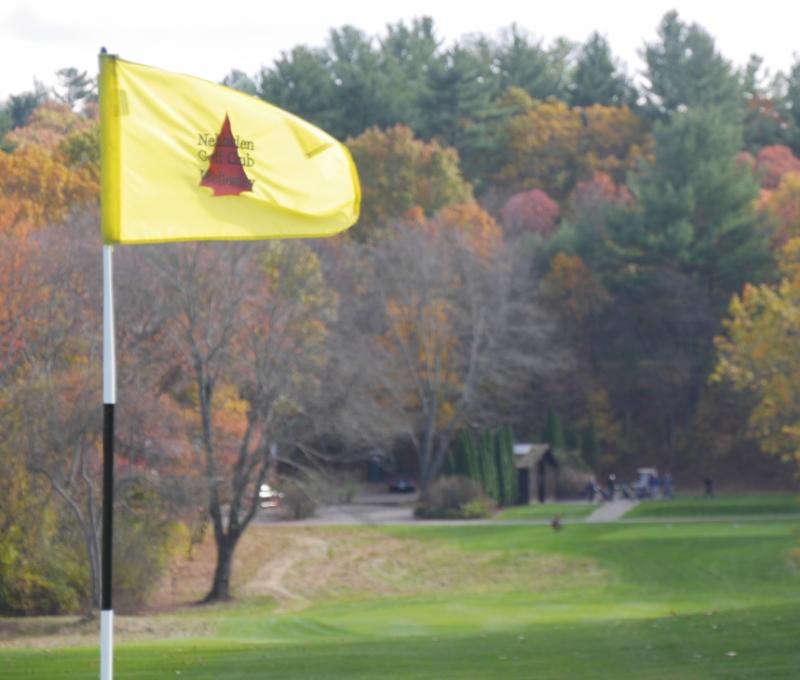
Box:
[1,10,799,615]
[2,9,799,480]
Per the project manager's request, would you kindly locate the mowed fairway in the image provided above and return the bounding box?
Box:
[2,498,799,679]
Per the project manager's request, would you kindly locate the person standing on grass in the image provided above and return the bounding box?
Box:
[663,473,674,499]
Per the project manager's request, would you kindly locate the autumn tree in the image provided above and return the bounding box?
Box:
[346,125,472,237]
[0,215,85,613]
[760,171,800,247]
[4,100,93,152]
[500,188,560,239]
[494,99,648,199]
[129,241,336,602]
[713,239,800,471]
[541,253,611,327]
[581,104,651,184]
[351,210,562,493]
[753,145,800,190]
[0,213,105,611]
[0,101,97,228]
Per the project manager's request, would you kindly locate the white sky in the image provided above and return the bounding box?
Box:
[1,0,798,100]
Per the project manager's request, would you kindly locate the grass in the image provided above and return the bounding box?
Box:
[2,497,799,679]
[626,493,800,519]
[495,501,596,521]
[4,606,800,680]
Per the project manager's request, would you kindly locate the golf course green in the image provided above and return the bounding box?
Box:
[2,494,798,679]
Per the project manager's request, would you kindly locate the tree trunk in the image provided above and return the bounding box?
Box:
[203,532,239,602]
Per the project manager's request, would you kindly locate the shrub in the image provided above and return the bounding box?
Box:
[113,481,185,613]
[460,499,496,519]
[0,529,81,615]
[426,476,484,509]
[415,476,495,520]
[279,480,318,520]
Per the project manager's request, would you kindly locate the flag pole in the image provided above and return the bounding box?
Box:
[101,243,116,680]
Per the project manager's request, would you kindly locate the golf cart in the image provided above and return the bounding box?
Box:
[633,467,659,499]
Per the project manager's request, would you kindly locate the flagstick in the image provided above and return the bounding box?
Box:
[101,244,116,680]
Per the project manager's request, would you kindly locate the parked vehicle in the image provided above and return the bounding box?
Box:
[259,483,284,508]
[388,476,416,493]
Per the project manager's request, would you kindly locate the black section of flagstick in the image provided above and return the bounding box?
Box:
[102,403,115,611]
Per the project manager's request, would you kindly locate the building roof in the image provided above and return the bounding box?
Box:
[513,443,551,468]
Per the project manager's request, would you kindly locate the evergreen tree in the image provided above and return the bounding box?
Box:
[6,88,46,130]
[379,17,440,132]
[740,55,790,152]
[419,38,498,148]
[643,11,742,119]
[222,69,258,96]
[570,32,634,107]
[580,419,599,471]
[623,108,772,301]
[479,429,500,500]
[258,46,342,136]
[494,26,572,101]
[463,431,482,483]
[497,425,518,505]
[54,67,95,107]
[542,407,565,450]
[326,25,407,138]
[776,57,800,155]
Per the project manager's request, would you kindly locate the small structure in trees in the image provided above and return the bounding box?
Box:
[513,443,559,504]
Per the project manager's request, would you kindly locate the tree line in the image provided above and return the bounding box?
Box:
[1,10,799,614]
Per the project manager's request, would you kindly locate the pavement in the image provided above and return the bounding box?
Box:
[586,499,639,522]
[256,491,418,526]
[255,490,645,527]
[255,494,800,527]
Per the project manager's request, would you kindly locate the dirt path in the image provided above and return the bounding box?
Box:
[240,533,329,611]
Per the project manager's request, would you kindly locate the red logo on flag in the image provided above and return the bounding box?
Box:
[200,114,254,196]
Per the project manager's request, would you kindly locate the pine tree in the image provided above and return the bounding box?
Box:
[571,33,633,107]
[643,11,742,119]
[542,407,565,450]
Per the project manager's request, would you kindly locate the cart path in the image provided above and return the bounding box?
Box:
[586,499,639,522]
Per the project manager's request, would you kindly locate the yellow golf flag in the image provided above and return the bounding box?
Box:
[99,54,360,244]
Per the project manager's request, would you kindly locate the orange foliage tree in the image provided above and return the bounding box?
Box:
[759,171,800,247]
[754,145,800,190]
[0,146,96,227]
[0,100,98,228]
[494,98,649,199]
[4,100,94,152]
[346,124,472,238]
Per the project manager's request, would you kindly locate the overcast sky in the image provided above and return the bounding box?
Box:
[1,0,798,100]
